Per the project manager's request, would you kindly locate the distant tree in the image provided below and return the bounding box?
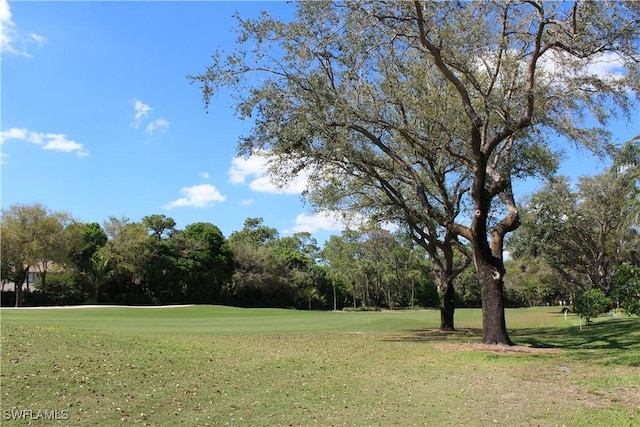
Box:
[510,168,638,296]
[139,215,181,303]
[504,259,565,307]
[227,243,295,307]
[66,222,108,271]
[89,252,114,304]
[273,232,320,264]
[181,222,234,303]
[227,218,299,307]
[143,214,177,241]
[456,263,481,308]
[100,217,152,297]
[322,232,362,310]
[324,229,390,309]
[65,222,108,300]
[0,203,73,306]
[322,228,439,310]
[574,289,611,326]
[612,263,640,316]
[613,138,640,231]
[271,232,326,309]
[193,1,638,344]
[229,218,279,247]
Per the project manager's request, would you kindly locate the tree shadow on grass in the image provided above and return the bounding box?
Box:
[390,317,640,367]
[390,327,483,343]
[512,317,640,366]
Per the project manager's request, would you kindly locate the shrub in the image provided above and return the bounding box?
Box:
[33,273,85,306]
[573,289,610,325]
[342,306,382,312]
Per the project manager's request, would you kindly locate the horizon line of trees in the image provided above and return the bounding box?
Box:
[1,208,444,309]
[2,142,639,318]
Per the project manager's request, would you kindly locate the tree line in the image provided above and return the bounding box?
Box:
[1,208,440,309]
[3,146,639,320]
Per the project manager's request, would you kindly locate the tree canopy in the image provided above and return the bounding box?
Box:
[510,140,640,296]
[0,203,74,306]
[192,0,640,344]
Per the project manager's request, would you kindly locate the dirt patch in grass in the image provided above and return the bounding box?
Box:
[436,342,561,354]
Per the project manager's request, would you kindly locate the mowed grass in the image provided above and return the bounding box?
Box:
[1,306,638,426]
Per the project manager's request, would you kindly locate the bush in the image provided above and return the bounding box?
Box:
[1,291,16,307]
[573,289,610,325]
[32,273,85,306]
[342,306,382,312]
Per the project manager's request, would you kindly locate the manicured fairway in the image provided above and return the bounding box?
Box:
[1,306,638,426]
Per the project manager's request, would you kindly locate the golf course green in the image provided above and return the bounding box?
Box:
[1,306,638,426]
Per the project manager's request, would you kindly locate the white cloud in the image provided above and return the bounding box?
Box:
[291,211,366,234]
[28,32,46,45]
[130,99,169,137]
[0,0,47,57]
[584,52,626,80]
[240,198,254,206]
[0,127,89,157]
[199,172,210,179]
[41,133,88,156]
[0,127,27,142]
[145,118,169,134]
[229,150,310,194]
[229,152,269,184]
[163,184,226,209]
[538,50,627,86]
[290,210,399,235]
[131,99,152,128]
[0,0,16,52]
[0,0,10,22]
[248,173,309,194]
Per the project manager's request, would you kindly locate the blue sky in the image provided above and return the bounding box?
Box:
[1,1,638,244]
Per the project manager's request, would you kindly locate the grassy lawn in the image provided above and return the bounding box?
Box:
[1,306,638,426]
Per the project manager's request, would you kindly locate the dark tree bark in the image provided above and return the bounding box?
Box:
[14,266,28,308]
[439,278,456,331]
[474,252,513,345]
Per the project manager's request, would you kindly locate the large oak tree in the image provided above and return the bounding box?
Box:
[193,1,639,344]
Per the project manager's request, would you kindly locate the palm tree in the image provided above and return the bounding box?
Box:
[90,253,113,303]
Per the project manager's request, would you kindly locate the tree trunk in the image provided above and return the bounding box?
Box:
[411,277,415,310]
[475,253,513,345]
[364,272,371,306]
[439,279,456,331]
[351,280,356,308]
[465,156,518,345]
[15,280,23,307]
[14,266,28,307]
[39,270,47,290]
